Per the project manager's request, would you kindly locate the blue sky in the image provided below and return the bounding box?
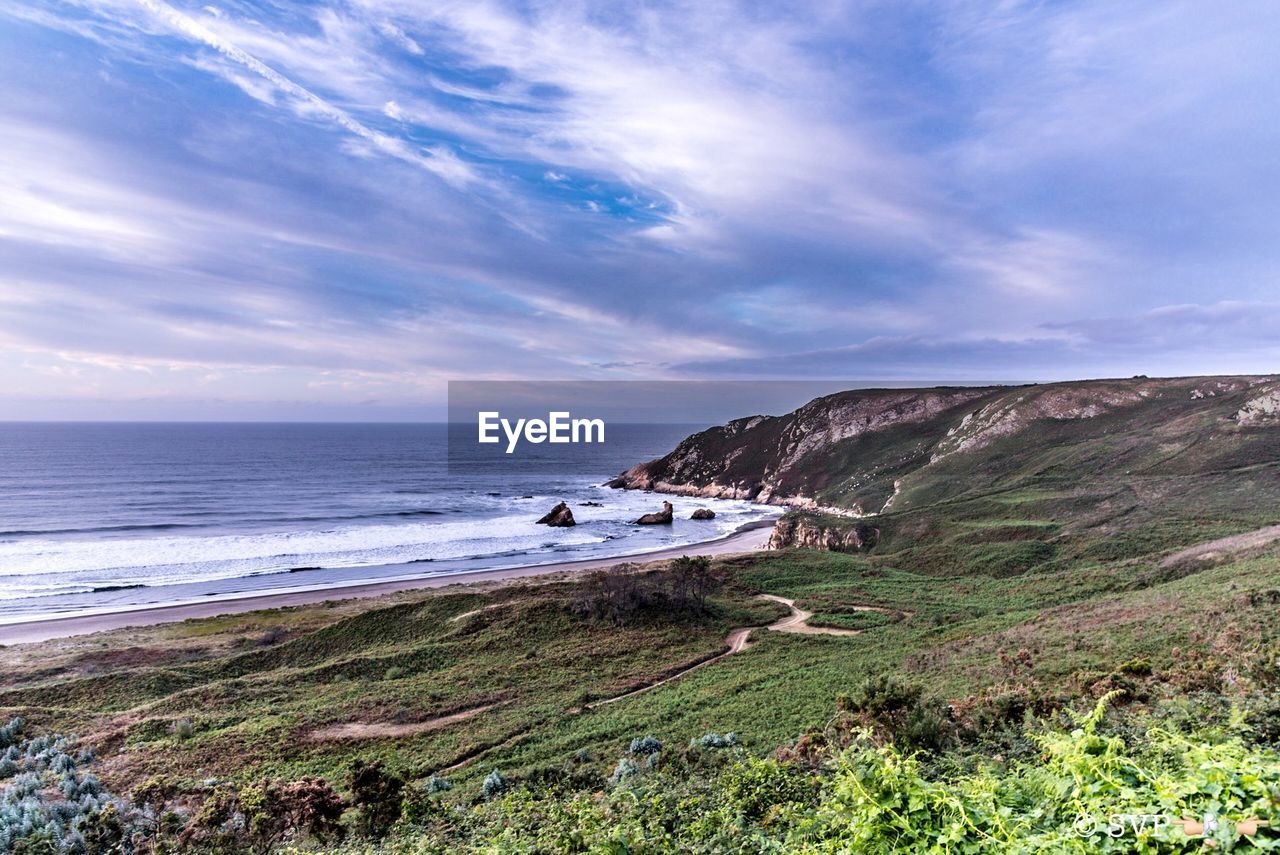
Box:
[1,0,1278,419]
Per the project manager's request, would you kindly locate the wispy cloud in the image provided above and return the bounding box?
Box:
[0,0,1278,417]
[135,0,476,186]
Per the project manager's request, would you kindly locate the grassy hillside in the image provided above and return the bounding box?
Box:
[610,375,1280,519]
[3,375,1279,851]
[3,535,1280,850]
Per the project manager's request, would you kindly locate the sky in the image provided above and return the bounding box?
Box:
[1,0,1278,420]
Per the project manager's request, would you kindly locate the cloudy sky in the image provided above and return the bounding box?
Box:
[1,0,1278,419]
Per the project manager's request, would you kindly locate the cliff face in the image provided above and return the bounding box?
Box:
[608,376,1280,518]
[768,516,880,552]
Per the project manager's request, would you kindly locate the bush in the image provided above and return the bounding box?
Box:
[609,758,640,784]
[481,769,508,801]
[0,725,137,855]
[347,760,403,839]
[837,675,955,753]
[628,735,663,756]
[803,694,1280,851]
[669,554,719,612]
[0,717,22,750]
[692,731,741,749]
[423,773,451,794]
[1118,657,1154,676]
[179,776,344,853]
[720,757,816,821]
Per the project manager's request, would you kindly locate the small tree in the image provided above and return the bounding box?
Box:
[671,555,717,612]
[279,777,345,844]
[348,760,403,839]
[573,564,656,625]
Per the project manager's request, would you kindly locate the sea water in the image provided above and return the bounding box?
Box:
[0,423,777,619]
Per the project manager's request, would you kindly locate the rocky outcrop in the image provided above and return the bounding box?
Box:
[634,501,674,525]
[536,502,576,527]
[608,376,1280,515]
[769,516,879,552]
[928,384,1148,463]
[690,508,716,520]
[1236,383,1280,425]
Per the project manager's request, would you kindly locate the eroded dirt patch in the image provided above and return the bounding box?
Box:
[307,703,500,742]
[1159,524,1280,568]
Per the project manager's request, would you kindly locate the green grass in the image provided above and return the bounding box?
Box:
[4,521,1278,803]
[5,375,1280,829]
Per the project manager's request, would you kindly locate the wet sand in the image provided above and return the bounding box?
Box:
[0,524,773,645]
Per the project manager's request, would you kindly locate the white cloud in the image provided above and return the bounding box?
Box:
[135,0,477,187]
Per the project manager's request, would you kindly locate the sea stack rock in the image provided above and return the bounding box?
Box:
[634,501,674,525]
[690,508,716,520]
[536,501,576,527]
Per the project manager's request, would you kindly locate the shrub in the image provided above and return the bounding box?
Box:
[423,773,451,794]
[837,675,955,753]
[0,717,22,750]
[347,760,403,838]
[0,726,136,855]
[693,731,741,749]
[609,758,640,784]
[481,769,508,801]
[720,757,816,821]
[804,693,1280,851]
[628,735,663,756]
[669,555,719,612]
[1118,657,1154,676]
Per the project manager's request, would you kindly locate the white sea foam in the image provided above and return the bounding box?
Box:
[0,497,775,602]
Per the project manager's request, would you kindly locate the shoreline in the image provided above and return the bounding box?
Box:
[0,522,775,646]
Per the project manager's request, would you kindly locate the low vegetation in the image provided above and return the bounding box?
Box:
[4,378,1279,850]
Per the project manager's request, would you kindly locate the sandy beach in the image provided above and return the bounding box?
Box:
[0,523,773,646]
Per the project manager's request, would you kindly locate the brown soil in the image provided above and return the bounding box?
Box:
[1159,524,1280,568]
[306,703,500,742]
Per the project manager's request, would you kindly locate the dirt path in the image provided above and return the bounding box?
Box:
[587,593,870,708]
[1159,524,1280,568]
[307,703,500,742]
[586,631,752,709]
[449,603,507,623]
[316,590,878,746]
[756,594,863,636]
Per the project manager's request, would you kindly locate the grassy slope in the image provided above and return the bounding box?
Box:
[2,376,1277,806]
[3,531,1277,801]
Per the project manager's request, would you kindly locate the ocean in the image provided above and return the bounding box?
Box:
[0,423,778,621]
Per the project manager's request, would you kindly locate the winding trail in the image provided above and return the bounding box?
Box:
[586,627,754,709]
[586,594,867,709]
[347,592,885,770]
[756,594,863,636]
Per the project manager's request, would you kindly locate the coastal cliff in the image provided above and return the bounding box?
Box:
[608,376,1280,525]
[768,515,879,552]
